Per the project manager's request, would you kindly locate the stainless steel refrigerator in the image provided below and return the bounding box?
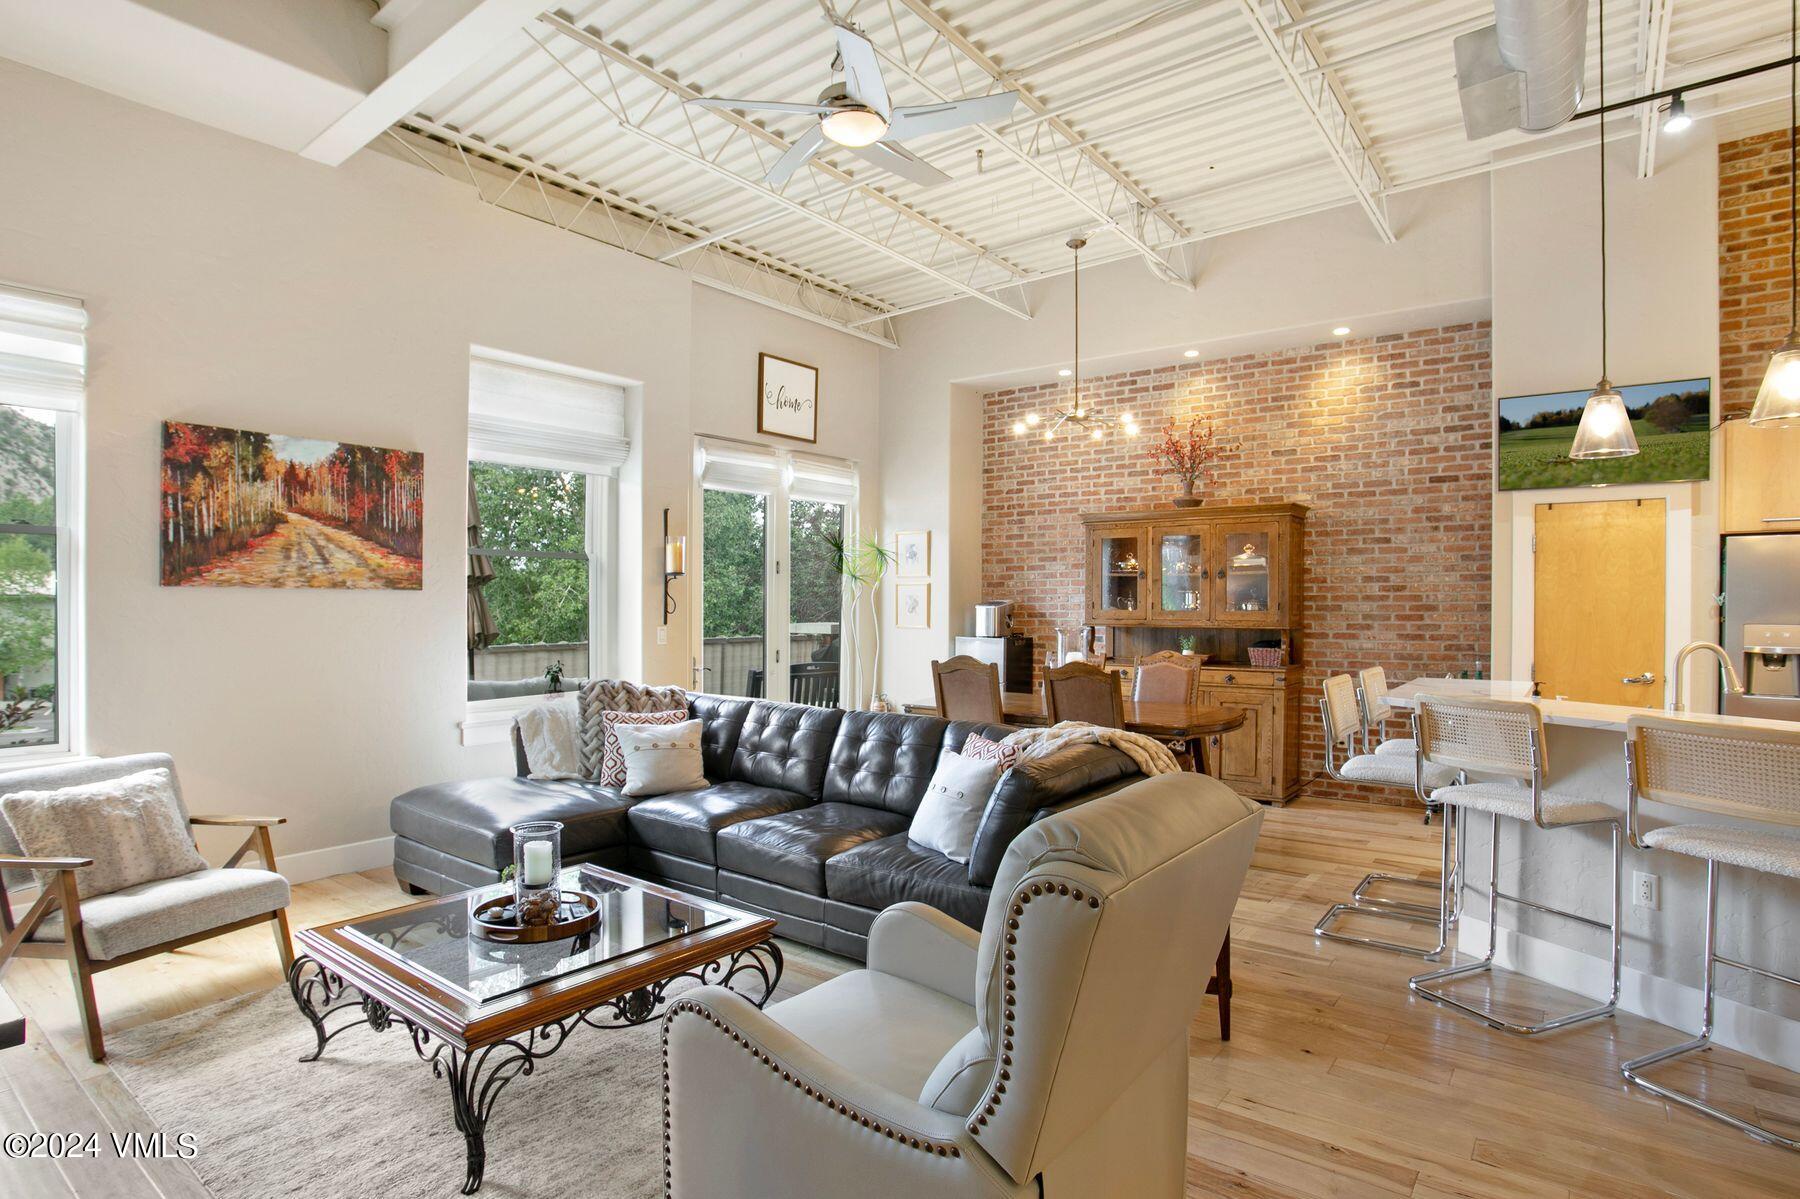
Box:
[1720,534,1800,721]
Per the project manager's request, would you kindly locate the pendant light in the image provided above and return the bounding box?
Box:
[1570,1,1639,460]
[1011,237,1140,443]
[1750,0,1800,425]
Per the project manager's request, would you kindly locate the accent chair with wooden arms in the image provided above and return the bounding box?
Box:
[1043,660,1124,728]
[933,655,1005,724]
[0,753,292,1061]
[663,770,1263,1197]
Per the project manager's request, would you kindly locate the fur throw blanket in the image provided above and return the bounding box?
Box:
[1001,721,1183,777]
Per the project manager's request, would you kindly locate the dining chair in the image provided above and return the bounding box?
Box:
[932,655,1004,724]
[1134,650,1204,705]
[1044,660,1125,728]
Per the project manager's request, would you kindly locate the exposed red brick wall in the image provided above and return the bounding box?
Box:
[1720,127,1798,419]
[982,323,1494,804]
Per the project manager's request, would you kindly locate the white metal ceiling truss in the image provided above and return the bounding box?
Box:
[1235,0,1395,244]
[384,123,904,347]
[534,11,1034,323]
[874,0,1197,289]
[1634,0,1676,178]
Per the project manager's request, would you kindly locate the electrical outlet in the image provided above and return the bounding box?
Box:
[656,626,668,646]
[1633,871,1660,911]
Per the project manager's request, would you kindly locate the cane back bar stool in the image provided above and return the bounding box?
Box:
[1408,696,1623,1035]
[1357,668,1416,758]
[1314,674,1462,958]
[1619,714,1800,1150]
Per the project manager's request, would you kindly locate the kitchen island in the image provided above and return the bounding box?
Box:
[1382,679,1800,1072]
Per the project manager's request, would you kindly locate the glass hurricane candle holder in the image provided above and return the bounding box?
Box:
[511,820,563,927]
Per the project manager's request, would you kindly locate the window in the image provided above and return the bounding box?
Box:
[695,439,857,707]
[466,352,627,704]
[0,284,84,760]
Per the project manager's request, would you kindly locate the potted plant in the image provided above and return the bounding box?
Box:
[1179,635,1197,657]
[825,532,894,711]
[544,660,565,693]
[1149,417,1225,508]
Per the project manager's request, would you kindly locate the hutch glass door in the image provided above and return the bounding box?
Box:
[1213,521,1281,624]
[1089,526,1145,621]
[1151,526,1209,622]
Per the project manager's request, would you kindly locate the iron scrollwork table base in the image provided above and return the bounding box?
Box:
[286,941,782,1194]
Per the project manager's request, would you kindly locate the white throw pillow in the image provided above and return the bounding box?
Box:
[617,720,708,798]
[908,752,1002,864]
[516,701,583,780]
[0,767,208,899]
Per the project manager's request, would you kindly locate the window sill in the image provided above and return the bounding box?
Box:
[460,694,577,747]
[0,747,92,773]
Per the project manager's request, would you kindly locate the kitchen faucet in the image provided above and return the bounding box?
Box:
[1669,641,1746,713]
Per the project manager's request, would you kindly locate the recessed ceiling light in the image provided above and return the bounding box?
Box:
[1058,368,1072,377]
[1183,349,1199,358]
[1332,326,1351,337]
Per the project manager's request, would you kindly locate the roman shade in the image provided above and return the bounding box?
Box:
[468,353,630,475]
[697,438,780,494]
[789,452,858,504]
[0,283,86,413]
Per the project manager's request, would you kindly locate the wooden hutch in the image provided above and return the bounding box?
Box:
[1080,502,1307,803]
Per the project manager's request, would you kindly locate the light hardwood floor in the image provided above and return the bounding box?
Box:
[2,799,1797,1197]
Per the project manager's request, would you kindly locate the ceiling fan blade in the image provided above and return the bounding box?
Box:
[688,97,833,116]
[833,25,891,117]
[765,126,826,187]
[887,92,1021,140]
[851,140,952,188]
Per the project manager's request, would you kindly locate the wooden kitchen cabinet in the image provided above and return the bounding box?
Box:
[1722,417,1800,535]
[1199,667,1303,803]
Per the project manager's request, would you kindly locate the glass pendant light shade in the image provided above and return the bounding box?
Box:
[1751,330,1800,424]
[1569,379,1640,459]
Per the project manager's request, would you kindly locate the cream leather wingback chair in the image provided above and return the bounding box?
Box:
[663,771,1263,1198]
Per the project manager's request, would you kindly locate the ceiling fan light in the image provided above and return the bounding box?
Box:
[819,107,888,147]
[1751,330,1800,424]
[1024,412,1040,426]
[1568,380,1640,459]
[1011,420,1026,436]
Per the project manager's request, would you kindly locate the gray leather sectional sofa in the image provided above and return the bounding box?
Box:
[390,693,1144,959]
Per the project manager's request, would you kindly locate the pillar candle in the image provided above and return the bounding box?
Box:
[521,839,554,886]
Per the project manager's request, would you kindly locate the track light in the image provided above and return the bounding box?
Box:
[1332,326,1351,337]
[1662,93,1692,134]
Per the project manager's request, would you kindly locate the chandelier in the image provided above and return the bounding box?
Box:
[1012,236,1140,443]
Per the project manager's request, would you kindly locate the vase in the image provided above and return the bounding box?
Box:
[1173,479,1202,508]
[511,820,563,926]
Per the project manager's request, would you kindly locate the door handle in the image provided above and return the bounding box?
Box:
[1621,673,1656,685]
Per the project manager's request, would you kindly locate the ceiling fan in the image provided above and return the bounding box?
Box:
[686,22,1020,188]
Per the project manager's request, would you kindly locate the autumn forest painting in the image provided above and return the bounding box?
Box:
[161,421,423,588]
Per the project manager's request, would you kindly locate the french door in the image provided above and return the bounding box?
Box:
[695,440,854,706]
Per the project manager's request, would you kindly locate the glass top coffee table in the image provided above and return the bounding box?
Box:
[285,866,781,1194]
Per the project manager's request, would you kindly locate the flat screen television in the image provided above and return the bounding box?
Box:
[1495,376,1711,491]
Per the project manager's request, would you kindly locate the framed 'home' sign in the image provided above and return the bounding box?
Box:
[757,352,818,443]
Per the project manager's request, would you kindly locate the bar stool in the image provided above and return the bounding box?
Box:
[1408,696,1622,1035]
[1357,667,1415,757]
[1619,714,1800,1150]
[1314,674,1461,958]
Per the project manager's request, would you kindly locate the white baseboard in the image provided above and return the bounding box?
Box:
[1458,917,1800,1074]
[275,835,395,886]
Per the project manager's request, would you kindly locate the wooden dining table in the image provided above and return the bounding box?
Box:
[903,691,1247,777]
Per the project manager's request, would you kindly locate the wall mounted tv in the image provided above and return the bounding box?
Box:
[1495,377,1711,491]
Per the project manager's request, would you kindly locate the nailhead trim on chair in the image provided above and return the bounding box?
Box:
[968,881,1100,1136]
[661,998,961,1196]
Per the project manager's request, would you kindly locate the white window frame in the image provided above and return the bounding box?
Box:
[0,282,85,767]
[690,438,858,702]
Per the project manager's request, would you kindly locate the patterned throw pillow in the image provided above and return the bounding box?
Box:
[0,767,208,899]
[576,680,688,778]
[961,733,1020,771]
[598,709,688,786]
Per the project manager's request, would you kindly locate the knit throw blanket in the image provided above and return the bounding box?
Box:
[1001,721,1183,777]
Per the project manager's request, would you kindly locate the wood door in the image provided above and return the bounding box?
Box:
[1722,418,1800,534]
[1533,499,1665,705]
[1087,524,1148,623]
[1209,519,1286,627]
[1203,686,1275,793]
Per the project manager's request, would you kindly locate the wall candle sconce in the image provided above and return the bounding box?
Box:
[662,507,686,625]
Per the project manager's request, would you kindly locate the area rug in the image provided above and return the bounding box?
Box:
[106,986,663,1199]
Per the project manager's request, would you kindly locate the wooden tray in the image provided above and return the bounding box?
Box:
[471,890,600,944]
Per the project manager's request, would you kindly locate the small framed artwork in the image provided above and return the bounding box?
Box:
[894,530,930,578]
[894,582,930,629]
[757,352,819,443]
